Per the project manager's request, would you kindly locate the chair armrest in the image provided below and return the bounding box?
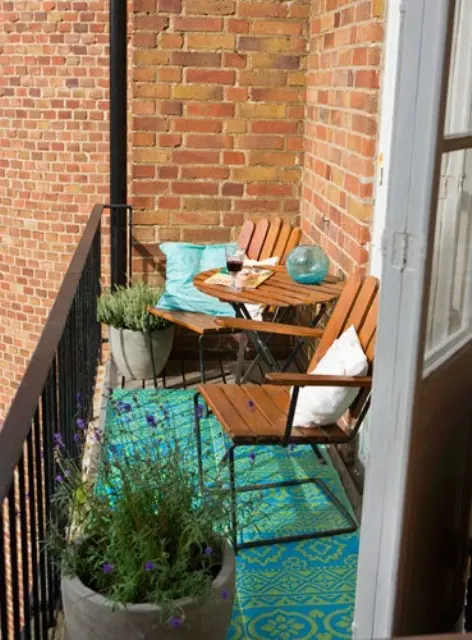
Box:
[265,373,372,387]
[214,317,324,338]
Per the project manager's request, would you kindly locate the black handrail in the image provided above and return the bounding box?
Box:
[0,203,104,639]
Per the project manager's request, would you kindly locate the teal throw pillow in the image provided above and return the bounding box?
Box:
[156,242,237,317]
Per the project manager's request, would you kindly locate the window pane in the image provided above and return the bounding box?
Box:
[444,0,472,136]
[425,149,472,364]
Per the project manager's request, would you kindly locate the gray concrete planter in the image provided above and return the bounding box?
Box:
[62,541,235,640]
[109,325,174,380]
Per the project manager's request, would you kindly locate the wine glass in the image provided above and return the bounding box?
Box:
[225,247,245,290]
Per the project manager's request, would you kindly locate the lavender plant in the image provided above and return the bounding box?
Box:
[97,281,170,332]
[48,391,247,626]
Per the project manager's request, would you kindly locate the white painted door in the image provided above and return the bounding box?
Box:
[354,0,472,637]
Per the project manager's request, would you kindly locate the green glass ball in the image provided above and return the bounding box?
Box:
[286,244,330,285]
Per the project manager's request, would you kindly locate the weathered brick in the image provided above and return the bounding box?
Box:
[237,135,284,150]
[174,118,222,133]
[173,85,223,100]
[183,197,231,211]
[173,16,223,31]
[239,103,286,119]
[186,0,235,16]
[232,166,279,181]
[171,51,221,67]
[172,181,219,195]
[186,69,235,84]
[172,149,220,164]
[186,34,235,50]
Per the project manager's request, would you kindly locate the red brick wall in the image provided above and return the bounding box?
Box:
[301,0,384,275]
[0,1,109,424]
[130,0,310,281]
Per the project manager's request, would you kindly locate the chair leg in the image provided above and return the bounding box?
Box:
[235,334,247,384]
[232,475,357,551]
[312,444,326,465]
[146,315,158,389]
[198,334,206,384]
[193,393,204,493]
[228,445,238,551]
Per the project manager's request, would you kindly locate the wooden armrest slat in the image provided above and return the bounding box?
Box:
[214,317,324,338]
[265,373,372,387]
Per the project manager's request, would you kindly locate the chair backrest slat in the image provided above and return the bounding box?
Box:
[280,227,302,264]
[259,217,282,260]
[343,276,379,335]
[246,219,270,260]
[308,274,364,369]
[237,220,255,252]
[272,223,292,263]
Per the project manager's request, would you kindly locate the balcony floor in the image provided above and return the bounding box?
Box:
[98,358,359,640]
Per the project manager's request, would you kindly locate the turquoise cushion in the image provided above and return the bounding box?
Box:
[156,242,237,317]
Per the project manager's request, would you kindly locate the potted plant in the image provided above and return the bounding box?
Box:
[98,282,174,380]
[50,393,237,640]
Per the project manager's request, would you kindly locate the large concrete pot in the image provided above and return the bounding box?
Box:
[62,541,235,640]
[109,325,174,380]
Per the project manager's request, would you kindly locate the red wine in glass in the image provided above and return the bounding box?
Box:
[226,258,243,274]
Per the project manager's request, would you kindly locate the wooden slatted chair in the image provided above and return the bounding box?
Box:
[194,274,379,551]
[148,217,301,382]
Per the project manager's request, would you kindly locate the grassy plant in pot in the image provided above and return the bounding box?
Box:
[51,393,237,640]
[98,282,173,380]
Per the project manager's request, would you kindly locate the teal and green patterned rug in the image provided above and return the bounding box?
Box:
[104,389,359,639]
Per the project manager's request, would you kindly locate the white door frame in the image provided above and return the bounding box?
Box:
[353,0,455,637]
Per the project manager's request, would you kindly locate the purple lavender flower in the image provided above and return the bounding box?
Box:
[220,589,229,601]
[73,433,81,443]
[170,616,182,629]
[146,414,157,427]
[204,546,213,557]
[76,417,85,430]
[248,400,256,412]
[249,452,256,464]
[102,562,114,574]
[55,474,64,483]
[76,392,82,409]
[144,561,155,571]
[53,433,64,449]
[93,431,101,443]
[65,469,71,478]
[107,387,114,397]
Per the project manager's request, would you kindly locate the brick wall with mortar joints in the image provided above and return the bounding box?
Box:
[0,1,110,424]
[301,0,384,276]
[130,0,311,284]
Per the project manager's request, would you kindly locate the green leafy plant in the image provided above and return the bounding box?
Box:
[97,282,169,332]
[48,393,258,627]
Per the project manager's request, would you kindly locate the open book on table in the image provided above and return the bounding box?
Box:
[205,267,274,289]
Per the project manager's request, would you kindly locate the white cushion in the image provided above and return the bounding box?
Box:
[293,325,368,427]
[242,257,279,321]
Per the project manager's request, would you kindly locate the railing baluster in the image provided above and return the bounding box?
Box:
[34,409,49,640]
[8,488,21,636]
[18,449,31,638]
[0,509,9,639]
[27,427,41,640]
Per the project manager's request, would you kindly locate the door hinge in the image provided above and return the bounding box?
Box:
[391,231,411,272]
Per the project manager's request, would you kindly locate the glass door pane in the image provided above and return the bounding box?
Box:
[425,148,472,365]
[444,0,472,136]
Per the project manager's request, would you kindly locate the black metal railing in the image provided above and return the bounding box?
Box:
[0,204,105,639]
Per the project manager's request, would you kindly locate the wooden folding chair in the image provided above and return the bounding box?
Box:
[194,274,379,551]
[147,217,301,382]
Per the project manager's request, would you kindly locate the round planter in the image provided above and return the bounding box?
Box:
[62,541,235,640]
[109,325,174,380]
